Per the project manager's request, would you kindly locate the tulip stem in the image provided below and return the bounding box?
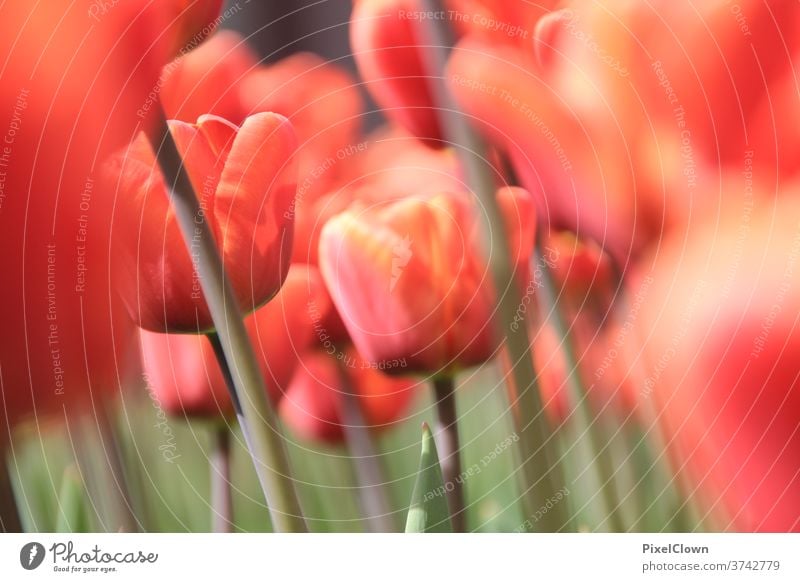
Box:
[149,108,306,533]
[431,376,466,532]
[210,425,233,533]
[0,455,22,532]
[337,361,397,532]
[416,0,570,531]
[534,247,626,532]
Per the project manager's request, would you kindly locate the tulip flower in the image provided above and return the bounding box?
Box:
[138,265,333,417]
[543,230,616,321]
[105,113,298,332]
[634,195,800,531]
[280,349,418,443]
[319,186,535,375]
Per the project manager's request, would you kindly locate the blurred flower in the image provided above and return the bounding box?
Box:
[139,330,232,418]
[634,195,800,531]
[318,187,535,375]
[447,0,800,262]
[350,0,560,143]
[248,265,334,402]
[161,30,260,124]
[280,349,418,443]
[544,230,616,321]
[137,265,332,418]
[105,113,297,332]
[0,0,219,437]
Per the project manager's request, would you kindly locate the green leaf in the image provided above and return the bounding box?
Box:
[405,423,452,533]
[55,465,88,533]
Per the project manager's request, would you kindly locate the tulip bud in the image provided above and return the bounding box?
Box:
[106,113,298,333]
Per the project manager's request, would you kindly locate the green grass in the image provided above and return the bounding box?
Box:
[6,363,701,533]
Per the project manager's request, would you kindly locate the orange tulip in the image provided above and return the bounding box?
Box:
[280,349,418,443]
[248,265,334,402]
[318,187,535,374]
[633,195,800,531]
[105,113,297,333]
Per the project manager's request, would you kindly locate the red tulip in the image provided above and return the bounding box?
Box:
[318,187,535,374]
[280,349,418,443]
[634,195,800,531]
[105,113,298,333]
[351,0,444,143]
[0,1,219,436]
[543,230,616,319]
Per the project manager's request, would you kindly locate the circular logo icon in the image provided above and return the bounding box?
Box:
[19,542,46,570]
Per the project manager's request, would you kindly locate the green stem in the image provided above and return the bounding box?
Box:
[148,108,306,532]
[337,360,397,532]
[535,247,626,532]
[416,0,570,531]
[431,376,466,532]
[210,425,233,533]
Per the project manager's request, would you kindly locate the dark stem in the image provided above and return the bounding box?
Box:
[337,360,397,532]
[148,108,306,532]
[416,0,570,531]
[0,454,22,532]
[432,376,466,532]
[210,426,233,533]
